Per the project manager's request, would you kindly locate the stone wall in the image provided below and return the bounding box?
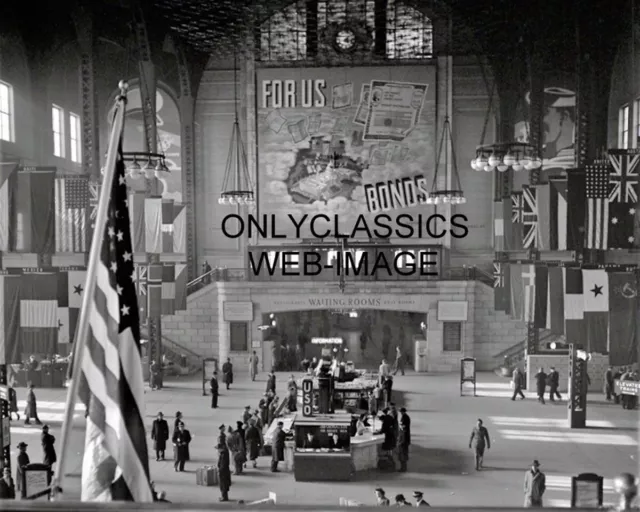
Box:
[526,353,609,393]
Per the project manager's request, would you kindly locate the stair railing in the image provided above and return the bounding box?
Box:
[140,326,203,372]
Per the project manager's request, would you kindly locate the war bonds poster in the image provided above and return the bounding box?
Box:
[256,66,437,240]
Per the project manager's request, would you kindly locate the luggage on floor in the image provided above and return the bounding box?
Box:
[196,465,218,486]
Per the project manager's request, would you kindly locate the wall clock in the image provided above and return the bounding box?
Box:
[334,28,357,52]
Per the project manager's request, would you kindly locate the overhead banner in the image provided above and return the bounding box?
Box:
[256,66,436,239]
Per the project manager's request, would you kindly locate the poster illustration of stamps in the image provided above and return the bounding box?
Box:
[257,66,436,239]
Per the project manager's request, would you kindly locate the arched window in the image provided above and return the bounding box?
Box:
[259,0,432,62]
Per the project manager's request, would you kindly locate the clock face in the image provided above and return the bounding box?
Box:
[335,29,357,52]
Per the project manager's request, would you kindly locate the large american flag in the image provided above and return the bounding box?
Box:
[608,150,640,203]
[586,161,610,249]
[522,186,538,249]
[55,176,89,252]
[77,141,153,502]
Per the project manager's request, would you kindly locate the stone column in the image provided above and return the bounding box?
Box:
[217,283,230,364]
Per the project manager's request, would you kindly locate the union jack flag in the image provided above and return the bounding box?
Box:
[89,181,101,229]
[493,262,504,288]
[608,150,640,203]
[522,186,538,249]
[131,264,148,318]
[511,191,524,223]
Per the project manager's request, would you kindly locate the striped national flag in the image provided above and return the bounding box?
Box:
[522,186,538,249]
[586,161,610,249]
[77,141,153,501]
[55,176,89,253]
[523,264,535,323]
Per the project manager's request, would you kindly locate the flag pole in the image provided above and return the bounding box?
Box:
[52,81,130,500]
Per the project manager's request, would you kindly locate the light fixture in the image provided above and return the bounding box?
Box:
[120,151,171,180]
[471,142,542,173]
[427,116,466,205]
[218,51,255,207]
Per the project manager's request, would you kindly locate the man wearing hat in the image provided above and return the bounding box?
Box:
[217,424,227,449]
[210,372,219,409]
[15,442,29,495]
[523,460,546,507]
[24,383,42,425]
[41,425,57,467]
[413,491,430,506]
[394,494,411,506]
[151,412,170,461]
[242,405,252,425]
[270,421,286,472]
[0,466,15,499]
[374,487,390,506]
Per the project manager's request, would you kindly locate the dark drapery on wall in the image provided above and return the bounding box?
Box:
[608,271,638,366]
[3,275,22,364]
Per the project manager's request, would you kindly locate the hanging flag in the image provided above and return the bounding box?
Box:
[1,274,21,363]
[564,267,585,344]
[161,264,176,315]
[172,204,187,255]
[567,170,586,251]
[522,186,538,249]
[161,199,175,253]
[12,167,57,253]
[536,184,551,250]
[147,264,163,317]
[132,264,148,319]
[54,176,89,253]
[534,265,548,328]
[67,270,86,347]
[607,150,639,249]
[493,262,510,312]
[503,194,522,251]
[18,272,59,357]
[509,263,525,321]
[608,271,638,366]
[549,179,568,250]
[523,264,535,323]
[582,269,609,354]
[585,161,610,249]
[174,263,188,311]
[57,271,70,350]
[128,192,146,254]
[77,139,153,501]
[0,162,18,251]
[494,201,504,251]
[144,198,162,254]
[546,266,564,335]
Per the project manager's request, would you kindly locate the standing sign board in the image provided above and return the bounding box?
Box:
[571,473,604,508]
[22,463,53,500]
[460,358,476,396]
[302,379,314,417]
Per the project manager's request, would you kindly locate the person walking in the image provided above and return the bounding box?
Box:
[24,383,42,425]
[393,346,405,376]
[524,460,546,507]
[548,367,562,402]
[172,422,191,472]
[245,419,262,468]
[397,408,411,472]
[604,366,615,401]
[511,368,525,400]
[250,351,259,381]
[468,418,491,470]
[151,412,169,461]
[534,367,547,404]
[222,358,233,390]
[270,421,286,472]
[41,425,56,468]
[210,372,219,409]
[217,442,231,502]
[8,380,19,421]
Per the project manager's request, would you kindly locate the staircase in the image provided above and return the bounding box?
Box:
[140,326,203,375]
[492,329,556,377]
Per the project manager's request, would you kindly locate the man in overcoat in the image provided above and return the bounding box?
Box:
[523,460,546,507]
[270,421,286,472]
[210,372,219,409]
[41,425,56,467]
[511,368,525,400]
[548,367,561,402]
[468,418,490,470]
[397,408,411,472]
[222,358,233,390]
[24,383,42,425]
[172,422,191,472]
[245,419,262,468]
[217,442,232,502]
[151,412,169,461]
[250,351,259,381]
[534,368,547,404]
[15,442,29,495]
[266,372,276,394]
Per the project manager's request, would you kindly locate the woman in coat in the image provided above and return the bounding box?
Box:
[15,442,29,494]
[151,412,169,461]
[245,420,262,468]
[41,425,57,467]
[172,422,191,472]
[217,443,231,502]
[24,383,42,425]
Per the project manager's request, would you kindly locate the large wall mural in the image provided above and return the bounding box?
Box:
[256,66,436,240]
[120,86,183,202]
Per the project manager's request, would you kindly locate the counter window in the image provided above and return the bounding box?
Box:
[295,424,350,452]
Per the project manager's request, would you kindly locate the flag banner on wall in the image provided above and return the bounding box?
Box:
[585,162,610,249]
[12,167,57,254]
[161,264,176,315]
[174,263,188,311]
[67,270,86,349]
[18,272,59,358]
[546,266,565,335]
[608,271,638,366]
[582,269,609,354]
[493,201,504,251]
[128,192,146,253]
[54,176,89,253]
[567,169,586,251]
[508,193,524,250]
[0,162,18,251]
[509,263,525,321]
[145,198,163,254]
[132,264,148,319]
[147,263,163,317]
[522,186,538,249]
[607,150,639,249]
[172,204,187,255]
[522,264,535,323]
[161,199,175,253]
[1,274,21,363]
[564,267,585,344]
[549,179,568,250]
[493,262,510,312]
[88,181,101,232]
[536,184,551,250]
[534,265,548,328]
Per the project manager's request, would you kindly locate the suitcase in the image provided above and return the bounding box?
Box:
[196,466,218,486]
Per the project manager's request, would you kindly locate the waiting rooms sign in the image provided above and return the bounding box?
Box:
[258,293,430,313]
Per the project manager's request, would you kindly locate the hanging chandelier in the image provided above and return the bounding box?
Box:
[122,151,170,179]
[471,142,542,172]
[428,116,466,205]
[218,53,256,206]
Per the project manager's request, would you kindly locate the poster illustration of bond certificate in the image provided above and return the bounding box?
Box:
[363,81,428,141]
[353,84,371,125]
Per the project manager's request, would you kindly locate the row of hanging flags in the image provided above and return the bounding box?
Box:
[0,264,188,364]
[493,261,638,365]
[494,149,639,251]
[0,164,187,256]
